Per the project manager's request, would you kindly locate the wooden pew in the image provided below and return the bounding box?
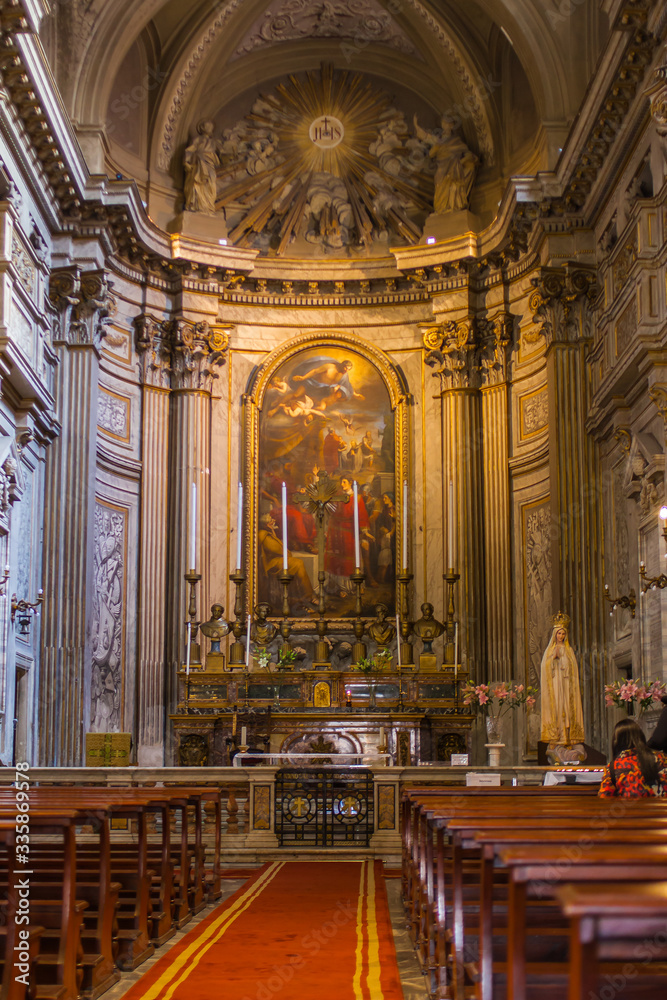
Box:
[500,843,667,1000]
[401,788,667,1000]
[556,881,667,1000]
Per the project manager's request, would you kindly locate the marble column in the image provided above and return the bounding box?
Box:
[533,265,606,747]
[165,321,228,721]
[424,320,486,676]
[134,316,171,766]
[480,316,513,681]
[40,268,111,765]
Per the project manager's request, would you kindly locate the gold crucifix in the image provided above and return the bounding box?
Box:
[291,471,349,659]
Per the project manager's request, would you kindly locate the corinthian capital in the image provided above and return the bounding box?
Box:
[49,267,114,352]
[528,264,597,348]
[167,319,230,392]
[423,320,478,391]
[134,313,170,389]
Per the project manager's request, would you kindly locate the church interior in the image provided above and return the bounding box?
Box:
[1,0,667,997]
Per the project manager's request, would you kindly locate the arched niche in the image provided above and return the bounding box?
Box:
[242,331,410,625]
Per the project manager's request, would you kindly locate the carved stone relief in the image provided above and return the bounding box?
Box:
[11,234,36,297]
[195,67,481,254]
[612,462,632,636]
[422,315,510,391]
[529,266,597,347]
[134,314,229,392]
[98,389,129,441]
[521,389,548,438]
[90,502,125,733]
[49,269,115,352]
[233,0,419,59]
[524,501,552,690]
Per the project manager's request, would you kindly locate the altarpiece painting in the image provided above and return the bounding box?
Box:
[244,334,409,623]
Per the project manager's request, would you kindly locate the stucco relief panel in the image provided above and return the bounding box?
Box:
[612,462,632,638]
[98,388,131,443]
[90,501,127,733]
[519,387,548,440]
[522,498,552,751]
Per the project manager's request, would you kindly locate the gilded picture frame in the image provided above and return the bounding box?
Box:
[243,331,410,626]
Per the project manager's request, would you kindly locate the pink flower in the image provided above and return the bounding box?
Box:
[494,686,509,700]
[515,684,524,693]
[605,694,614,707]
[526,696,536,707]
[478,692,489,705]
[508,690,518,701]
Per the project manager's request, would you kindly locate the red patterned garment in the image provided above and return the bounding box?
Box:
[598,748,667,797]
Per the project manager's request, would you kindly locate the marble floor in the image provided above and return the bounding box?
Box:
[100,867,429,999]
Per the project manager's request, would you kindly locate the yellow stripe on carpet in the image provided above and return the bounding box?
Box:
[142,861,286,1000]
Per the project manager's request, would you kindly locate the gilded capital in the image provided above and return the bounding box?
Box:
[529,264,597,348]
[134,313,171,389]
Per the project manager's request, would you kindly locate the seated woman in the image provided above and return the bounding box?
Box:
[598,718,667,797]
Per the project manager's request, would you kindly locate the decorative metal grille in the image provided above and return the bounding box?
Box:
[275,768,374,847]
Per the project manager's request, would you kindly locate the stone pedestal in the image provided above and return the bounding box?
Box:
[422,210,483,241]
[170,210,228,243]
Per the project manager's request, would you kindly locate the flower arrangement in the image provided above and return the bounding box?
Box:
[462,681,537,719]
[354,649,392,706]
[255,647,271,671]
[604,678,667,715]
[354,648,393,675]
[277,648,297,669]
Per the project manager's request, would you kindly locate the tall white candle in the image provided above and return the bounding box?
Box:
[189,481,197,569]
[379,726,385,745]
[282,481,288,571]
[241,726,247,746]
[396,613,401,668]
[353,481,360,569]
[448,480,454,569]
[236,482,243,570]
[402,479,408,570]
[245,613,251,667]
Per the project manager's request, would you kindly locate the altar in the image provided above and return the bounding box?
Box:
[170,661,473,767]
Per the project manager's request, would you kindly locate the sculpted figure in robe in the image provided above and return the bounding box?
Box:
[183,119,221,215]
[540,613,586,762]
[413,115,478,214]
[367,603,396,651]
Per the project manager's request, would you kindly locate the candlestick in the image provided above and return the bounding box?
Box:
[232,709,237,736]
[448,480,454,568]
[241,726,247,746]
[236,482,243,570]
[353,480,360,569]
[402,480,408,570]
[245,613,251,667]
[282,481,288,571]
[185,620,192,676]
[189,481,197,569]
[395,612,401,667]
[454,621,458,683]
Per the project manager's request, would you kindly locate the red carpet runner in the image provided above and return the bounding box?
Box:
[126,860,404,1000]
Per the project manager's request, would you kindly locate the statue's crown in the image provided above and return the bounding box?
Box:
[551,610,570,629]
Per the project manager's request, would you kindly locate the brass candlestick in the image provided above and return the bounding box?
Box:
[397,570,414,666]
[351,568,367,663]
[228,570,246,667]
[443,567,460,664]
[184,570,202,665]
[279,570,293,660]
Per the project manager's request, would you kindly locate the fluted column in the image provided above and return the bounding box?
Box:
[480,316,513,681]
[424,320,486,676]
[134,316,171,766]
[40,268,112,765]
[165,321,228,716]
[533,265,606,746]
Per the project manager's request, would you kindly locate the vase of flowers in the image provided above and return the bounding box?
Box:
[604,678,667,715]
[354,648,392,707]
[462,681,537,766]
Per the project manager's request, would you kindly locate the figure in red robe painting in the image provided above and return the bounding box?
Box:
[325,476,374,596]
